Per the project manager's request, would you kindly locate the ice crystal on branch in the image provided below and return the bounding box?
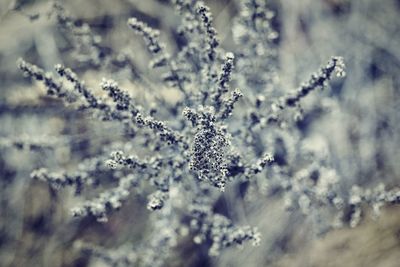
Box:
[279,57,346,109]
[190,123,230,190]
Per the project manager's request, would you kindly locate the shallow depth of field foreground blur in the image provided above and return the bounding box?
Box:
[0,0,400,267]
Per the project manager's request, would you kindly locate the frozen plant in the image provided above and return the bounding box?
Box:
[5,0,400,266]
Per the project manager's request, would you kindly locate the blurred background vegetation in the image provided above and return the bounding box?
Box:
[0,0,399,266]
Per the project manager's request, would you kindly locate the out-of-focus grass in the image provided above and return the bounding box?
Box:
[274,206,400,267]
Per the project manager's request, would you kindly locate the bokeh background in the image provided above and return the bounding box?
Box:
[0,0,400,266]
